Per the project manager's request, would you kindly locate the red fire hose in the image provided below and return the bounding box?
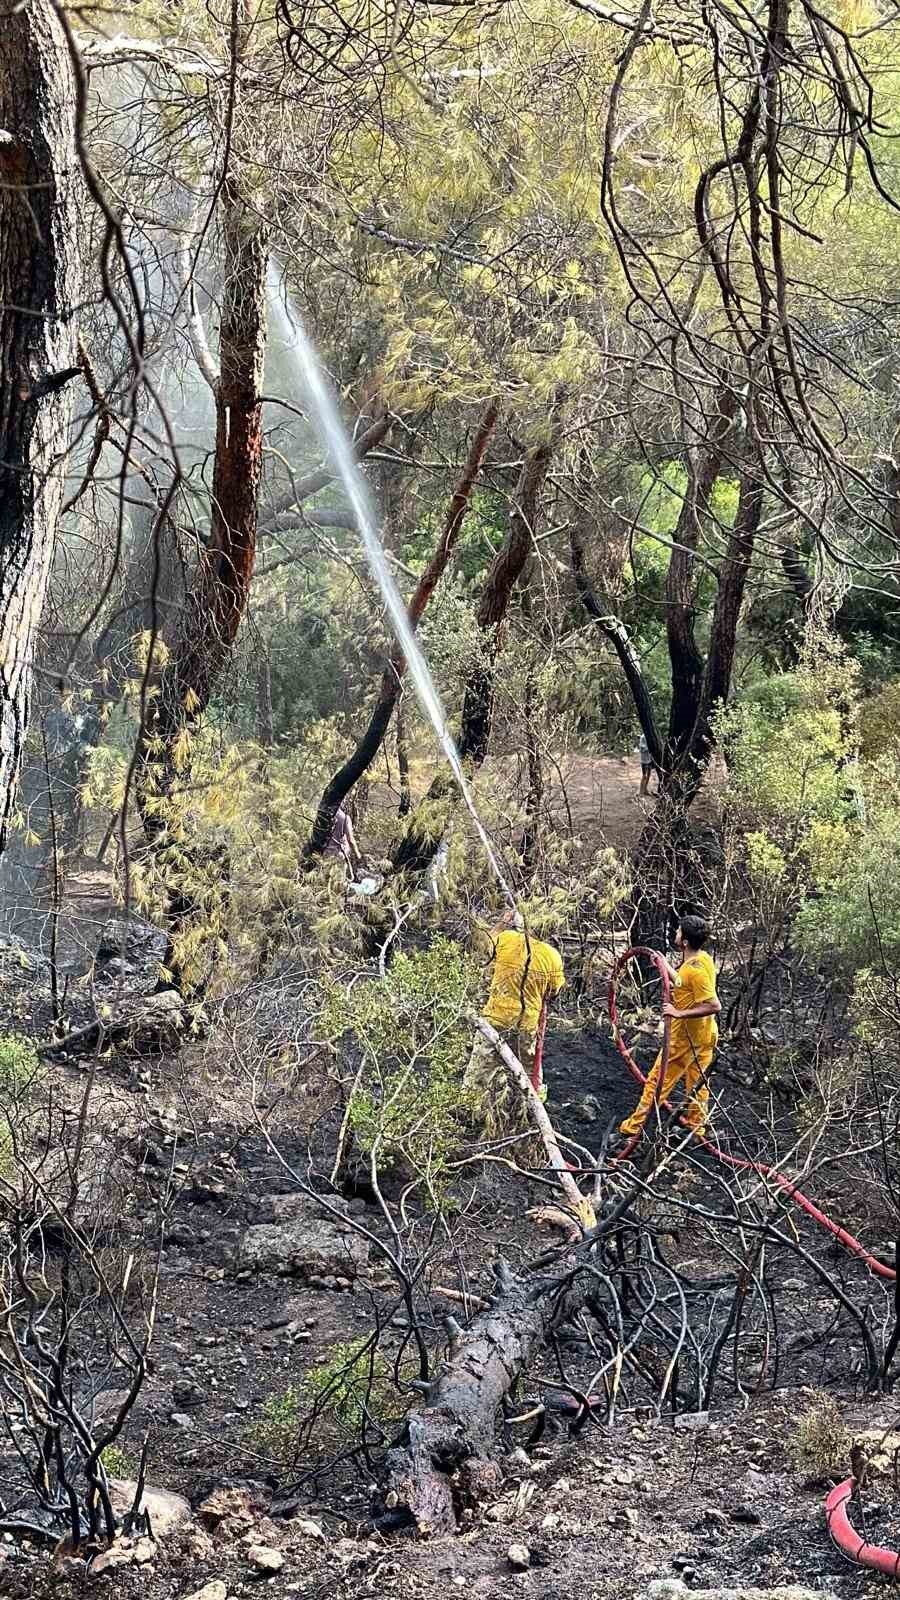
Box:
[608,945,900,1578]
[825,1479,900,1576]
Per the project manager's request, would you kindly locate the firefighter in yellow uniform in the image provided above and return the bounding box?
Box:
[619,914,720,1138]
[464,909,565,1133]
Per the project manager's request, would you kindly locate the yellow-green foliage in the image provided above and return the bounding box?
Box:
[249,1342,402,1461]
[247,1384,303,1461]
[100,1445,131,1480]
[720,636,900,974]
[717,637,859,930]
[0,1034,41,1173]
[860,679,900,762]
[797,770,900,973]
[323,940,478,1193]
[86,703,368,989]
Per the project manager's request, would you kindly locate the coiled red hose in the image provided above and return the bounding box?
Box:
[607,946,896,1282]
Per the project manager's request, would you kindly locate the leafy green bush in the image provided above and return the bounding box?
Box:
[247,1384,303,1460]
[860,679,900,762]
[322,938,479,1194]
[100,1445,131,1480]
[795,774,900,973]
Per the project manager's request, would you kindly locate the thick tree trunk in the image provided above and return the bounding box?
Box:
[698,452,764,752]
[460,436,553,766]
[0,4,82,850]
[153,182,267,737]
[306,398,499,855]
[393,434,554,874]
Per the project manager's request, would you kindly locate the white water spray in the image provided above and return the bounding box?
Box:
[268,264,514,906]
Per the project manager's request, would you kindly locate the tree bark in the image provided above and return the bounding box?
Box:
[699,450,764,746]
[381,1261,553,1533]
[149,181,267,740]
[306,398,499,855]
[0,3,83,851]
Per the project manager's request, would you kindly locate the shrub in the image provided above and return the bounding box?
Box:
[248,1342,402,1463]
[789,1391,850,1477]
[322,938,479,1195]
[0,1033,41,1173]
[100,1445,131,1480]
[860,679,900,762]
[247,1385,302,1460]
[795,773,900,973]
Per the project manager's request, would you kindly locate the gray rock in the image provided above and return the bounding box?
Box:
[108,1479,192,1539]
[247,1545,285,1574]
[236,1192,369,1279]
[173,1379,206,1408]
[96,915,167,966]
[674,1409,709,1430]
[729,1504,761,1525]
[184,1584,228,1600]
[507,1543,531,1571]
[170,1411,194,1428]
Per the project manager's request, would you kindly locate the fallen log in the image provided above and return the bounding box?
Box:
[380,1258,553,1534]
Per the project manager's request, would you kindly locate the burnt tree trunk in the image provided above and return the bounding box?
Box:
[664,382,738,779]
[157,183,267,727]
[571,399,760,954]
[306,398,500,855]
[0,4,82,851]
[393,433,554,874]
[697,448,764,766]
[633,444,764,952]
[138,171,268,990]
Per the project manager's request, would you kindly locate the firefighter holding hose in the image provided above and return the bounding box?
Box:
[464,908,565,1133]
[618,914,721,1140]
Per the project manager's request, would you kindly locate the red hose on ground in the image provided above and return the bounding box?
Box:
[608,946,896,1282]
[825,1479,900,1577]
